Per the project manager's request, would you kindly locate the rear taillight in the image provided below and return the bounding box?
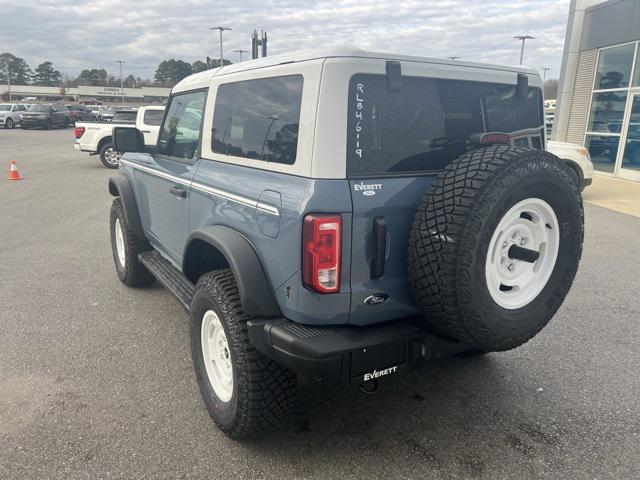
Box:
[74,126,85,139]
[302,214,342,294]
[480,133,510,144]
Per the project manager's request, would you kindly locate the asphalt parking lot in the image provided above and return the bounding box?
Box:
[1,128,639,479]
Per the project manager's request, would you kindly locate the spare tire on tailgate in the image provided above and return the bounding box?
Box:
[408,145,583,352]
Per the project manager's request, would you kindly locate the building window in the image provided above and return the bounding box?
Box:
[587,92,627,133]
[594,44,635,90]
[586,43,639,175]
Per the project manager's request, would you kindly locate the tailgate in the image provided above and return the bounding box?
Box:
[348,176,435,326]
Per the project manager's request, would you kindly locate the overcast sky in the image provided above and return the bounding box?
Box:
[0,0,571,81]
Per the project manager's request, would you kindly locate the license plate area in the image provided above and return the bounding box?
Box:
[350,340,406,382]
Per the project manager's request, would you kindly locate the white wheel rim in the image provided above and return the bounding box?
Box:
[114,218,126,268]
[485,198,560,310]
[201,310,234,402]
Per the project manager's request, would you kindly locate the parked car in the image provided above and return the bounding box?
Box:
[0,103,28,128]
[74,106,164,168]
[107,48,583,439]
[89,105,114,121]
[547,140,594,190]
[66,104,97,124]
[21,104,71,129]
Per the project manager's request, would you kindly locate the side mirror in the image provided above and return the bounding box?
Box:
[113,127,145,153]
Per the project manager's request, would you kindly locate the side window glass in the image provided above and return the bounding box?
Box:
[143,109,164,126]
[157,90,207,160]
[211,75,303,165]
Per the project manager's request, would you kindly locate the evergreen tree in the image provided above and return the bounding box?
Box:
[0,52,33,84]
[33,61,62,86]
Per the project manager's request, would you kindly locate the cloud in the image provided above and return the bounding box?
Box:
[0,0,570,80]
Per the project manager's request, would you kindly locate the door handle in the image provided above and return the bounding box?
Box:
[140,130,150,133]
[169,186,187,198]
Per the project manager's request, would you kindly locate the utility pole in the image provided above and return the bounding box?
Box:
[234,49,248,62]
[211,26,232,67]
[542,67,550,82]
[514,35,535,65]
[116,60,126,105]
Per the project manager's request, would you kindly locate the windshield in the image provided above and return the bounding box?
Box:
[0,105,11,111]
[28,105,49,112]
[347,74,543,176]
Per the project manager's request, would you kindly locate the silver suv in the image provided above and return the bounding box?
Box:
[0,103,27,128]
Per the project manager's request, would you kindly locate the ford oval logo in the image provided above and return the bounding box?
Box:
[362,190,376,197]
[364,293,389,305]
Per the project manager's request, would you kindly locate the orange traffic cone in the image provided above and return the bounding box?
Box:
[8,161,22,180]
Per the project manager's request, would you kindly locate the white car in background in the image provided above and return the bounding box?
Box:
[547,140,594,191]
[0,103,28,128]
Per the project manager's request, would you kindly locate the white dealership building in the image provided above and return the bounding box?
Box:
[1,84,170,103]
[554,0,640,182]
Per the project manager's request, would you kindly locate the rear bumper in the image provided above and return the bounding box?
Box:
[21,119,45,127]
[247,317,467,386]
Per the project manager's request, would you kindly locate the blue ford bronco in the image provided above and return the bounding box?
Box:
[108,48,583,439]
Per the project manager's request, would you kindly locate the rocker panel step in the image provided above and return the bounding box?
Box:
[139,251,195,311]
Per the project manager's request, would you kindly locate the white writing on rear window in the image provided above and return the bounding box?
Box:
[354,82,364,159]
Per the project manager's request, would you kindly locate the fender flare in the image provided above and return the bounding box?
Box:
[183,226,281,317]
[108,174,145,239]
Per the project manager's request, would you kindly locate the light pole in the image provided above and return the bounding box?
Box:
[514,35,534,65]
[2,59,11,101]
[211,26,232,67]
[234,49,248,62]
[116,60,126,105]
[542,67,550,82]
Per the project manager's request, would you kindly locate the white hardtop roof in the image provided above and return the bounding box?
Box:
[173,46,539,92]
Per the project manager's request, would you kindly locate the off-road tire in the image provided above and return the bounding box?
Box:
[100,142,120,169]
[109,198,154,287]
[408,145,583,351]
[191,270,296,440]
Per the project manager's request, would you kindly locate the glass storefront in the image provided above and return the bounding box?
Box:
[621,96,640,172]
[586,42,640,180]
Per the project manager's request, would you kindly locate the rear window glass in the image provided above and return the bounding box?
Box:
[347,74,543,176]
[212,75,303,165]
[112,111,137,122]
[143,109,164,126]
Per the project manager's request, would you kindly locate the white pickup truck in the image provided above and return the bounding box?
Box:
[74,106,164,168]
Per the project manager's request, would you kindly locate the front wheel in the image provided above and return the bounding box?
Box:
[100,142,121,169]
[191,270,296,439]
[109,199,154,287]
[5,118,13,129]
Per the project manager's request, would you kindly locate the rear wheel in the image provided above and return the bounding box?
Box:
[100,142,121,169]
[408,146,583,352]
[191,270,296,439]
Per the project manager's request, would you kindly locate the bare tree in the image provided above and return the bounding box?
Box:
[543,79,559,100]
